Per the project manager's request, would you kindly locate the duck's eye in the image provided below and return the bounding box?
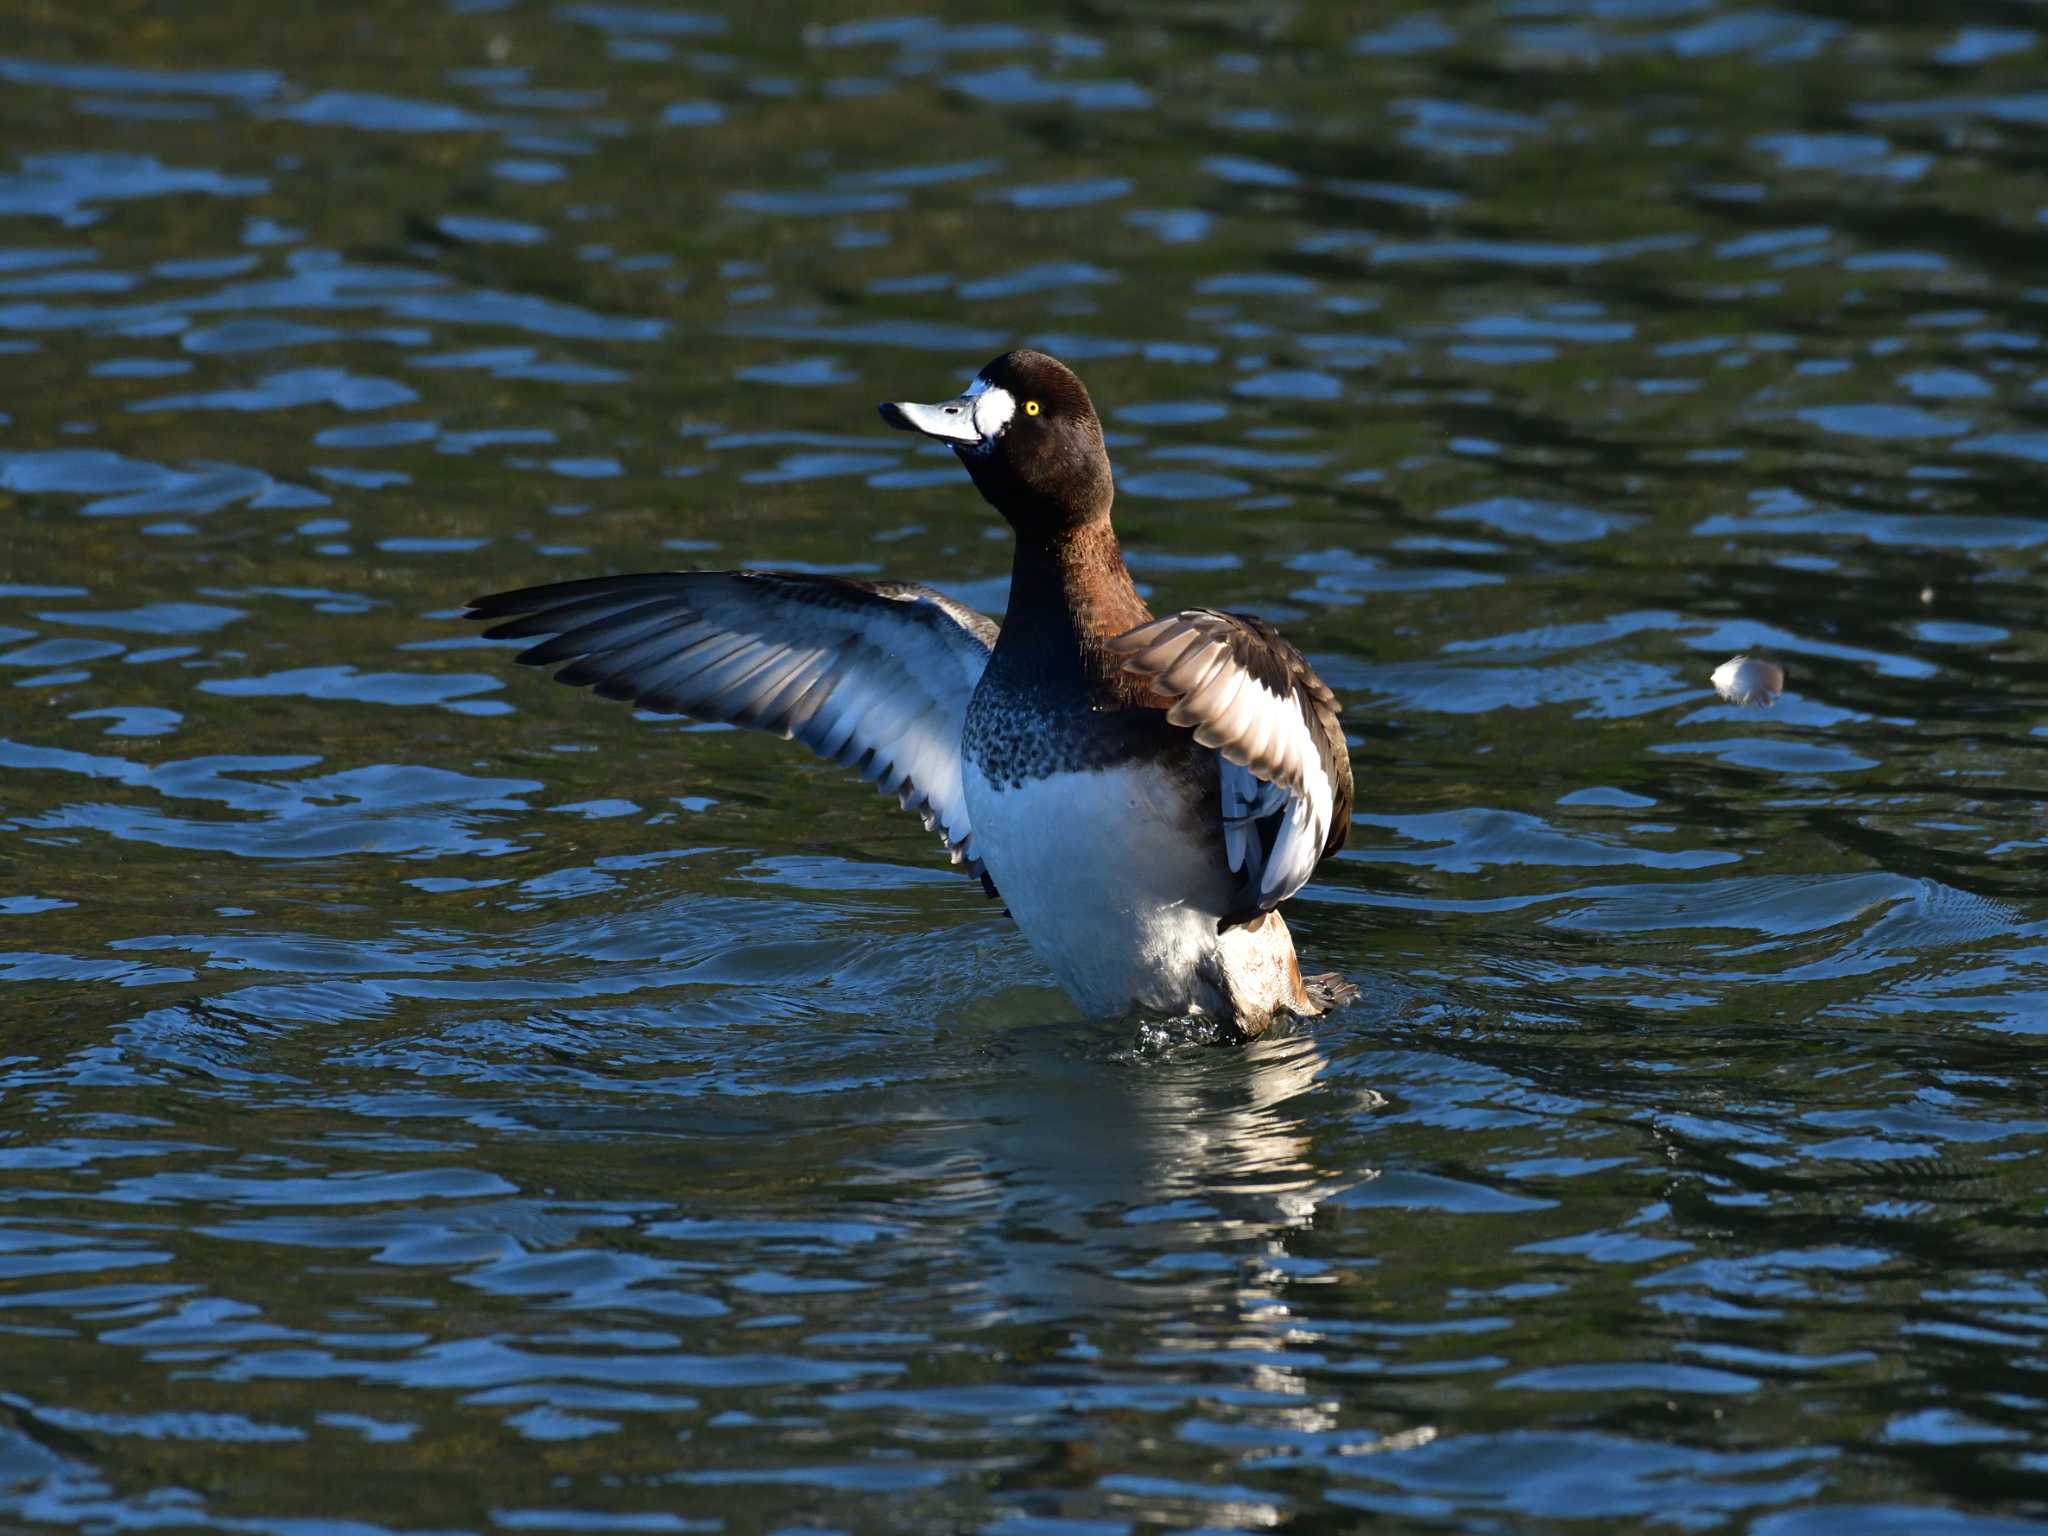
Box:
[1025,400,1040,417]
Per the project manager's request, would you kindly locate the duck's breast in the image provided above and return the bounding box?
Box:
[963,751,1233,1017]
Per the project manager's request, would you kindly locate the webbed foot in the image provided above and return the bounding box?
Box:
[1299,971,1360,1014]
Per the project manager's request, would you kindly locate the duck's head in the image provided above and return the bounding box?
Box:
[879,349,1112,535]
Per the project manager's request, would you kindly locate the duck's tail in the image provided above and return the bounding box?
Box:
[1203,911,1354,1040]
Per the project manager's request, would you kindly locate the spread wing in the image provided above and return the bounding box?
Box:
[1106,608,1352,913]
[467,571,998,874]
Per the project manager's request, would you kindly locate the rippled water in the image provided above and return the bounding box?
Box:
[3,3,2047,1531]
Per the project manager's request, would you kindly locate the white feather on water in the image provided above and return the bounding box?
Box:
[1711,654,1786,708]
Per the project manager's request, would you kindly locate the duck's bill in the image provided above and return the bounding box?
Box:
[878,381,1015,447]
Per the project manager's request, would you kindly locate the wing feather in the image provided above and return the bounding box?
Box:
[1106,607,1352,913]
[468,571,997,873]
[1158,638,1230,697]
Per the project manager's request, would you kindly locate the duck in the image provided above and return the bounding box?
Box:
[467,349,1355,1039]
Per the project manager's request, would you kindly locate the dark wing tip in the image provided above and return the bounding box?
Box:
[466,576,625,623]
[467,572,696,619]
[465,588,532,622]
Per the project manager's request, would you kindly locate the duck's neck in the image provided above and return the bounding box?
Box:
[995,520,1152,698]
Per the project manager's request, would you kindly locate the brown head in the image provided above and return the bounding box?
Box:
[879,349,1114,538]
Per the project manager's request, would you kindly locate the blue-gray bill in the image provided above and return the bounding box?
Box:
[878,377,1016,449]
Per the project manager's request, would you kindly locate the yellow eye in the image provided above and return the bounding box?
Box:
[1025,400,1040,416]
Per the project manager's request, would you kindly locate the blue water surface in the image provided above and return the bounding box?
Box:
[1,4,2046,1533]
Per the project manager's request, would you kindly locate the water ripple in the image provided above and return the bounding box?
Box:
[2,4,2046,1531]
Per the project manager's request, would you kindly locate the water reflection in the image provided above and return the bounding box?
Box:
[936,1030,1352,1324]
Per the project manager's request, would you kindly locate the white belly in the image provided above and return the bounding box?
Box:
[964,761,1234,1018]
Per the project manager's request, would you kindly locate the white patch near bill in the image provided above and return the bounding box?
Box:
[969,383,1016,445]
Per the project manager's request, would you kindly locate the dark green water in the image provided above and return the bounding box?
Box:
[2,3,2047,1532]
